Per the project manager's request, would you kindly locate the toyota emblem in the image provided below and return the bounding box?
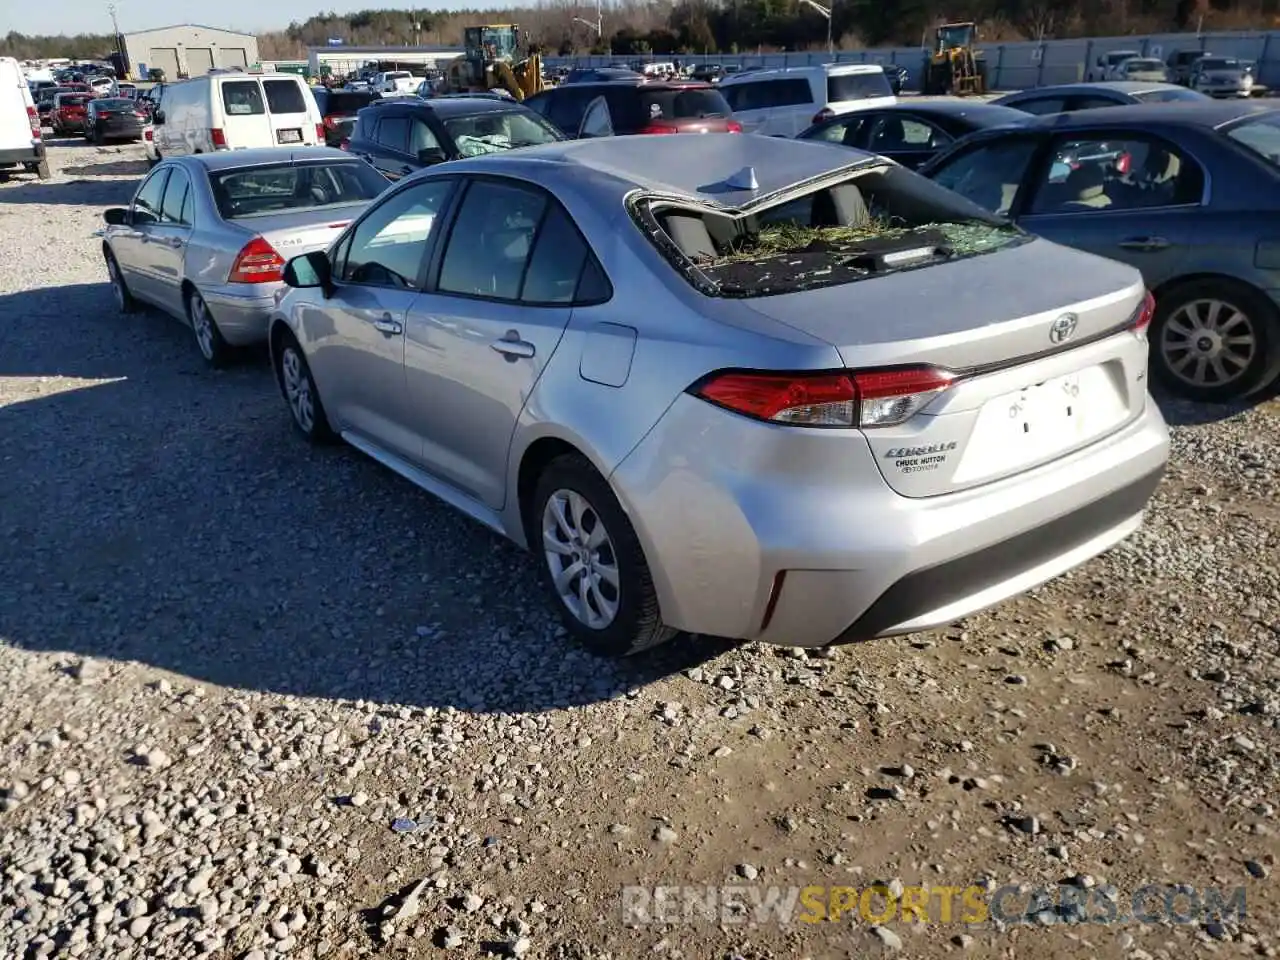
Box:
[1049,313,1079,344]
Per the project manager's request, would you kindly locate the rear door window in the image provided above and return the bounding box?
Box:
[263,79,307,114]
[221,80,265,116]
[160,168,191,224]
[1009,95,1067,116]
[1027,135,1205,213]
[544,87,592,134]
[1067,95,1124,111]
[521,204,595,305]
[377,116,411,154]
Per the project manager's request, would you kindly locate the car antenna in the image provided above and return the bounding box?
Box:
[724,166,759,190]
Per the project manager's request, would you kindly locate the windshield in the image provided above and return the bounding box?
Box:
[634,163,1022,298]
[1107,51,1140,64]
[1200,58,1240,70]
[1224,113,1280,169]
[208,161,389,219]
[828,71,893,102]
[443,111,561,156]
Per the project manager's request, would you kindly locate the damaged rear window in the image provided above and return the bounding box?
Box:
[630,162,1027,298]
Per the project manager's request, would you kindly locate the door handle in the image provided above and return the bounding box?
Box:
[491,334,535,360]
[372,314,403,335]
[400,165,413,175]
[1118,236,1171,252]
[160,236,183,248]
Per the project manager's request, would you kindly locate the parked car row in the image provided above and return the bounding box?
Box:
[99,133,1172,662]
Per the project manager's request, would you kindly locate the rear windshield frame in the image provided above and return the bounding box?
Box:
[637,87,731,121]
[827,70,894,103]
[628,162,1028,300]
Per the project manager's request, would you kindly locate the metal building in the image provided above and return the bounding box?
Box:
[307,46,464,79]
[122,24,260,81]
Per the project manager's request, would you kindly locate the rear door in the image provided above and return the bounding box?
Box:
[147,166,195,316]
[0,59,35,149]
[218,78,273,147]
[858,112,954,169]
[1013,130,1202,291]
[371,113,413,180]
[113,167,170,303]
[261,77,318,147]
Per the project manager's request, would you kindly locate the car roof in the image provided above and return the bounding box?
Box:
[1018,99,1276,129]
[372,96,526,117]
[428,134,874,207]
[548,80,715,91]
[172,147,355,172]
[874,100,1030,123]
[720,63,882,83]
[1008,80,1185,97]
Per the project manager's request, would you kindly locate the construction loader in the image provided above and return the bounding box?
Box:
[922,22,988,96]
[435,24,544,101]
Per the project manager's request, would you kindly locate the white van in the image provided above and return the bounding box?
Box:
[717,63,897,137]
[151,73,322,160]
[0,56,49,179]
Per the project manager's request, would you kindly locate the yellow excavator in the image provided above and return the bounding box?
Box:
[923,22,988,96]
[436,24,544,101]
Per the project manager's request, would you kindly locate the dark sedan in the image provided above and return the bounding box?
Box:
[919,100,1280,402]
[797,100,1030,169]
[85,97,147,143]
[990,81,1209,116]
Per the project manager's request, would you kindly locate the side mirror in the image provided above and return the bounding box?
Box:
[417,146,446,164]
[103,207,129,226]
[153,109,165,125]
[282,250,332,293]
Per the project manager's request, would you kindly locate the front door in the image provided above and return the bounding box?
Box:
[305,177,457,462]
[114,167,170,305]
[146,166,195,317]
[404,177,586,508]
[1015,132,1203,291]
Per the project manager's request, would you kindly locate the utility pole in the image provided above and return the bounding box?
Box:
[107,3,126,76]
[799,0,833,58]
[572,0,603,49]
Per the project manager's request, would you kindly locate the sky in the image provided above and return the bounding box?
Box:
[5,1,492,37]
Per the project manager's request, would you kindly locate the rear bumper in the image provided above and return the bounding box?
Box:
[0,142,45,166]
[200,284,281,345]
[610,392,1169,647]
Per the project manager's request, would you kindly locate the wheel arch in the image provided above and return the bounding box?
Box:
[1150,271,1269,303]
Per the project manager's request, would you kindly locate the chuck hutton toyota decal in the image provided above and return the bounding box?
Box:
[884,440,958,475]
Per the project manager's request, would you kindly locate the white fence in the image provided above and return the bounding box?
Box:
[544,30,1280,92]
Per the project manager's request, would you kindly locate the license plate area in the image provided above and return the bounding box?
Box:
[276,128,302,144]
[951,364,1129,483]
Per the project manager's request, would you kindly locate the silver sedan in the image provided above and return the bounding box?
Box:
[266,135,1169,657]
[100,148,390,366]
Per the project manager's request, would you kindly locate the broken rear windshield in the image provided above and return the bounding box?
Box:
[632,162,1026,298]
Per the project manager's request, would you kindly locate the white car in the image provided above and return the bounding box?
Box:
[717,63,896,137]
[374,71,416,95]
[1088,50,1142,82]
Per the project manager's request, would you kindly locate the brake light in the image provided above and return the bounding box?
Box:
[144,128,153,141]
[26,105,38,134]
[812,107,835,125]
[639,122,681,134]
[690,366,955,428]
[210,128,227,148]
[726,120,743,133]
[228,236,286,284]
[1131,290,1155,335]
[315,123,325,141]
[322,114,338,129]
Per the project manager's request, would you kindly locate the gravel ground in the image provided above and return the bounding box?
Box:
[1,140,1278,960]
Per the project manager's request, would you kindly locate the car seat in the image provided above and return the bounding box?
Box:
[1060,163,1111,209]
[872,117,907,152]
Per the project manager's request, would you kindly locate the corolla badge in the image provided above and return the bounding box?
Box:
[1049,313,1079,344]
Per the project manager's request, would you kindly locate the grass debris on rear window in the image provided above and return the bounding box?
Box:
[695,220,1017,296]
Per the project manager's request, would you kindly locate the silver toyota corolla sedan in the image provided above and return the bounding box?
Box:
[100,148,391,366]
[265,135,1171,657]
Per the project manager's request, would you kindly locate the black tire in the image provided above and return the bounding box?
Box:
[104,248,138,314]
[274,332,336,444]
[1150,278,1280,402]
[186,289,235,368]
[529,454,676,658]
[37,159,50,180]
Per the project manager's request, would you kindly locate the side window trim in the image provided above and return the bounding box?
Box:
[159,169,190,226]
[132,168,170,222]
[1020,131,1209,217]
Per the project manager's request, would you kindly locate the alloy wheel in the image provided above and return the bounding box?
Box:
[1158,298,1258,389]
[107,257,126,310]
[191,295,216,361]
[541,488,620,630]
[280,346,315,434]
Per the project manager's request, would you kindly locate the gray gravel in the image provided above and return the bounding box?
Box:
[1,139,1278,960]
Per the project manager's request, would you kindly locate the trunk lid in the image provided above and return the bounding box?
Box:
[744,237,1151,497]
[228,206,362,261]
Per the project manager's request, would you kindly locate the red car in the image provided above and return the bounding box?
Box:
[52,93,92,135]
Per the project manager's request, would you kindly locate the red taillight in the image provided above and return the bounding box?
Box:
[1114,151,1132,175]
[323,114,338,129]
[315,123,325,141]
[812,107,835,125]
[690,366,955,428]
[228,236,286,284]
[210,128,227,148]
[726,120,743,133]
[639,122,681,135]
[26,105,38,134]
[98,111,113,118]
[1132,290,1156,335]
[144,128,153,141]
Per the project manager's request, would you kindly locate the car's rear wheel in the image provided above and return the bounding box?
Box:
[276,334,334,444]
[187,289,234,368]
[104,249,138,314]
[1151,279,1279,401]
[531,455,676,658]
